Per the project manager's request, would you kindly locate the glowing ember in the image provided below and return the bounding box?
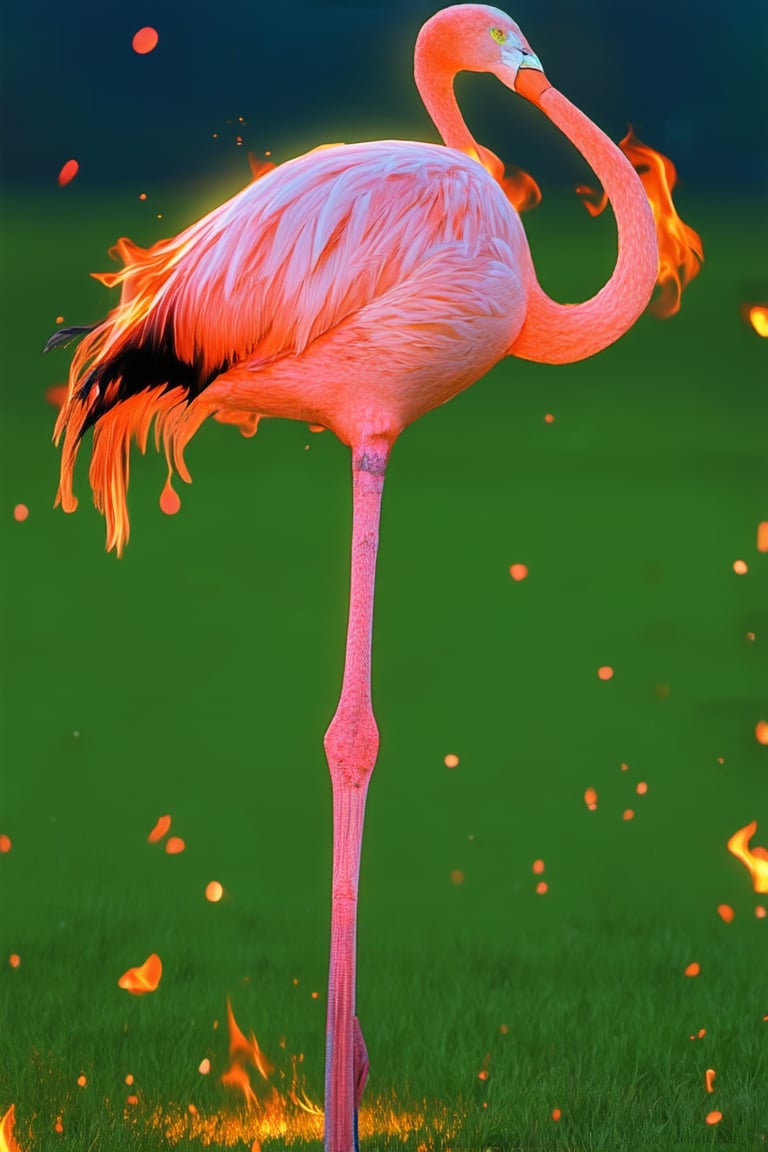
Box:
[148,814,172,843]
[199,1058,211,1074]
[132,27,159,55]
[727,821,768,893]
[578,129,702,316]
[684,962,700,977]
[9,954,20,969]
[165,836,186,854]
[0,1105,23,1152]
[622,809,635,821]
[758,522,768,552]
[0,834,11,852]
[160,479,181,515]
[552,1108,562,1122]
[205,881,224,902]
[443,753,459,768]
[12,505,28,523]
[532,859,545,874]
[584,787,598,810]
[636,781,648,795]
[717,904,734,923]
[620,762,629,771]
[755,721,768,745]
[756,905,766,919]
[54,1116,63,1134]
[145,1095,457,1144]
[705,1068,716,1093]
[57,159,79,187]
[509,563,528,581]
[45,385,68,409]
[597,665,614,680]
[747,306,768,337]
[77,1074,87,1088]
[536,880,548,895]
[125,1074,134,1085]
[705,1111,722,1125]
[118,952,162,994]
[544,413,555,423]
[732,559,748,575]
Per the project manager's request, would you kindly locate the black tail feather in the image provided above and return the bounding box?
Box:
[43,325,97,354]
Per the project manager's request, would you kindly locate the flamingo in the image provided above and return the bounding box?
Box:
[48,5,658,1149]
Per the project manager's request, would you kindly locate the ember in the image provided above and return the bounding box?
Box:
[118,953,162,994]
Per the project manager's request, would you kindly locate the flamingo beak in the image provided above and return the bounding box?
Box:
[514,58,552,106]
[493,47,551,105]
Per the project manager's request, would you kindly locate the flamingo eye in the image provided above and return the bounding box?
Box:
[489,27,507,44]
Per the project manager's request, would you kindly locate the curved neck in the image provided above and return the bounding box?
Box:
[511,87,658,363]
[414,25,504,177]
[415,54,477,155]
[415,26,659,367]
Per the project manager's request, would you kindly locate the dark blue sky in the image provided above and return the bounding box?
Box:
[1,0,766,192]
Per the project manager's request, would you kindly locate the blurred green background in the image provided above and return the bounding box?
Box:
[1,1,767,1146]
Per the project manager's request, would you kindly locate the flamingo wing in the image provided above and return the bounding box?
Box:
[54,140,525,552]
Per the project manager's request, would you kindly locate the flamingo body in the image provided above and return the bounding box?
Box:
[56,140,529,536]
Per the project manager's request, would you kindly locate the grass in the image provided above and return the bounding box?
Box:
[1,185,767,1150]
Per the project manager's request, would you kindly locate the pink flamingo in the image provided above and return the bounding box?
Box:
[49,5,657,1148]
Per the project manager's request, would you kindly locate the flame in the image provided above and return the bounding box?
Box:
[0,1107,23,1152]
[747,305,768,337]
[220,999,276,1109]
[577,129,702,317]
[144,1096,457,1145]
[727,821,768,893]
[118,953,163,994]
[500,166,542,213]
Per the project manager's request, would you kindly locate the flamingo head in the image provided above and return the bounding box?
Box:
[416,5,551,104]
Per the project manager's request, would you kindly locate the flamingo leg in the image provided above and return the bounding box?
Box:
[323,438,389,1152]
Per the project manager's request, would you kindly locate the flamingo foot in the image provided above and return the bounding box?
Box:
[353,1015,369,1108]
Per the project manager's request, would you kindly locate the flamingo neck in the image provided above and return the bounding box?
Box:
[415,53,480,161]
[510,86,658,364]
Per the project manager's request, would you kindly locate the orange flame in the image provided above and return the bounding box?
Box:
[118,953,162,994]
[0,1106,23,1152]
[500,166,542,213]
[577,129,702,317]
[727,821,768,893]
[747,305,768,337]
[220,999,276,1109]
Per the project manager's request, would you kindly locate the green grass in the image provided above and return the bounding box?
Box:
[1,186,767,1150]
